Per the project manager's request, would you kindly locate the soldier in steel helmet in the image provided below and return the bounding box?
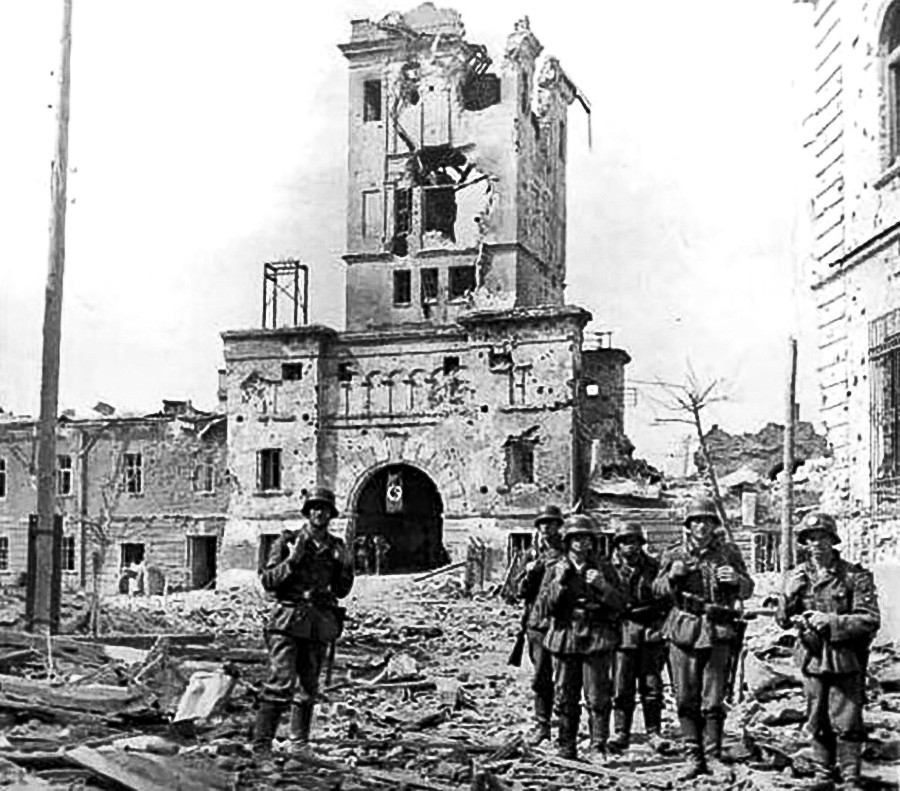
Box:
[652,496,754,779]
[538,514,627,761]
[607,521,671,753]
[253,488,355,757]
[515,504,566,746]
[777,512,880,791]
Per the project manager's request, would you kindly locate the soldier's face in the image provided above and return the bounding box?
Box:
[618,537,642,561]
[568,535,593,560]
[536,520,561,543]
[308,505,332,530]
[800,529,835,563]
[686,516,717,544]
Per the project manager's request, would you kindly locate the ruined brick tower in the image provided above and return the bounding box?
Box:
[219,4,633,577]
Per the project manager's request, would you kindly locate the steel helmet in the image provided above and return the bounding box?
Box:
[796,511,840,544]
[683,497,721,526]
[562,514,598,543]
[534,504,565,527]
[613,521,646,545]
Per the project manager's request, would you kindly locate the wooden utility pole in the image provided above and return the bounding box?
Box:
[29,0,74,634]
[780,337,798,573]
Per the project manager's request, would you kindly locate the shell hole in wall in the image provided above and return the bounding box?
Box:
[479,486,489,494]
[480,405,489,413]
[302,413,310,422]
[556,483,565,492]
[236,416,244,423]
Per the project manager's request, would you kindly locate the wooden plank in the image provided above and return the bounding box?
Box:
[67,746,232,791]
[0,673,149,715]
[0,755,54,789]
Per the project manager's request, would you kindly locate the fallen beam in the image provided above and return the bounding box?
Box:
[413,561,466,583]
[66,745,232,791]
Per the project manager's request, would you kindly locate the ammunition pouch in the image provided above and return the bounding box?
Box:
[668,609,704,648]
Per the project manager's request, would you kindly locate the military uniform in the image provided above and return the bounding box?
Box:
[254,488,354,755]
[608,523,670,750]
[777,512,880,790]
[539,515,627,760]
[515,505,565,745]
[653,498,753,777]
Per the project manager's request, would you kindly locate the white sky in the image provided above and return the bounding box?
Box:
[0,0,817,472]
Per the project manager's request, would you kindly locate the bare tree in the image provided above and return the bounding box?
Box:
[77,426,132,635]
[645,365,731,539]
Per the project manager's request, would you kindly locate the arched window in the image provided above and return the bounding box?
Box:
[882,2,900,164]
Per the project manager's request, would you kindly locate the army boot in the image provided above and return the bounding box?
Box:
[288,702,314,752]
[526,695,552,746]
[252,700,284,759]
[677,718,710,780]
[642,700,664,752]
[607,708,633,753]
[588,711,610,762]
[805,739,835,791]
[703,716,728,773]
[557,715,578,760]
[835,740,863,790]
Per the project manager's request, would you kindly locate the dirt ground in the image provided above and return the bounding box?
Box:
[0,572,897,790]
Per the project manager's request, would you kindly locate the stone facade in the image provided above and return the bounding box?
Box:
[0,402,227,595]
[803,0,900,560]
[219,5,633,577]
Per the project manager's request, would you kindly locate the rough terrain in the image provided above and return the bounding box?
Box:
[0,572,895,789]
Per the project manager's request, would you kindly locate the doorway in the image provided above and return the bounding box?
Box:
[352,464,445,574]
[188,536,217,590]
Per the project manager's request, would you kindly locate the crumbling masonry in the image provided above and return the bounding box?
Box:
[219,4,633,576]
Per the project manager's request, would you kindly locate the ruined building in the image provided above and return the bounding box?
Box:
[0,401,227,596]
[219,4,633,575]
[801,0,900,561]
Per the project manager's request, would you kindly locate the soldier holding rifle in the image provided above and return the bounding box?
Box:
[777,512,880,791]
[607,521,670,753]
[512,504,565,746]
[253,488,354,757]
[653,497,754,779]
[540,514,627,761]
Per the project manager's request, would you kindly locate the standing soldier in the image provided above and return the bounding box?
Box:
[653,497,753,779]
[372,534,391,575]
[607,522,670,753]
[777,512,880,791]
[515,504,565,746]
[253,488,354,757]
[540,514,627,761]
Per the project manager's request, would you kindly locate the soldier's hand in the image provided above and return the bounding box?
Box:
[716,565,738,584]
[585,569,601,586]
[786,568,807,596]
[287,537,305,563]
[805,610,831,632]
[669,560,688,582]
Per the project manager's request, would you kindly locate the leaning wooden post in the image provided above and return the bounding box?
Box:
[780,337,798,572]
[29,0,74,634]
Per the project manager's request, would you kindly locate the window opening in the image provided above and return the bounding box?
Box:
[448,265,476,300]
[282,362,303,381]
[57,455,73,496]
[392,188,412,257]
[257,449,282,491]
[443,356,460,375]
[504,434,536,486]
[421,268,439,303]
[0,537,9,570]
[193,457,216,493]
[124,453,143,494]
[363,79,382,122]
[393,270,412,305]
[62,535,76,572]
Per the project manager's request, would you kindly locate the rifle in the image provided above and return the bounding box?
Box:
[508,607,529,667]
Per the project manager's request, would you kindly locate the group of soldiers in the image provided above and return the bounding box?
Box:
[249,486,881,791]
[352,534,391,576]
[515,500,880,790]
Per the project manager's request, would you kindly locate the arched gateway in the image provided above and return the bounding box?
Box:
[350,463,446,574]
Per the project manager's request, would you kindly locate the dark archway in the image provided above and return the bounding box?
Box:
[352,464,446,574]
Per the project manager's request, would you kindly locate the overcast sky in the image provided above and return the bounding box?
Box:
[0,0,816,472]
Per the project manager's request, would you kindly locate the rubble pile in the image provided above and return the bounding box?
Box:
[0,574,893,788]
